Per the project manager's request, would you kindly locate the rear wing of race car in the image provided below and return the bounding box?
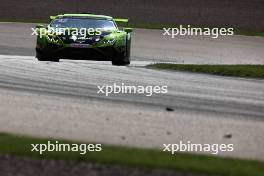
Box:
[49,16,57,22]
[114,18,129,27]
[50,16,57,20]
[49,16,129,25]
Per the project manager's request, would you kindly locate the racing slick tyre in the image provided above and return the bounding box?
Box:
[112,53,130,66]
[112,37,131,66]
[37,57,60,62]
[36,49,60,62]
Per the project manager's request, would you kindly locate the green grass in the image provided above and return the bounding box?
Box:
[0,18,263,37]
[147,64,264,79]
[234,29,264,37]
[0,133,264,176]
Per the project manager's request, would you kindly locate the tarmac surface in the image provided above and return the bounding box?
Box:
[0,23,264,161]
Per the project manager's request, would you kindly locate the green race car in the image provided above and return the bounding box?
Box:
[35,13,132,65]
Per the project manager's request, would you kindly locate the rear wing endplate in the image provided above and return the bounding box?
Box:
[114,18,129,27]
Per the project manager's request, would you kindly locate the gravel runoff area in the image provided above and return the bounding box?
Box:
[0,155,201,176]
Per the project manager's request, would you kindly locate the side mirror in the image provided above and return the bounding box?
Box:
[124,28,133,33]
[36,24,44,28]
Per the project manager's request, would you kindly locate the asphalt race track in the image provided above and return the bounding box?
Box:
[0,23,264,161]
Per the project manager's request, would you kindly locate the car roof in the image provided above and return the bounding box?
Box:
[57,13,113,20]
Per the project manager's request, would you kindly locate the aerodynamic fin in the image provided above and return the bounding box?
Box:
[114,18,129,26]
